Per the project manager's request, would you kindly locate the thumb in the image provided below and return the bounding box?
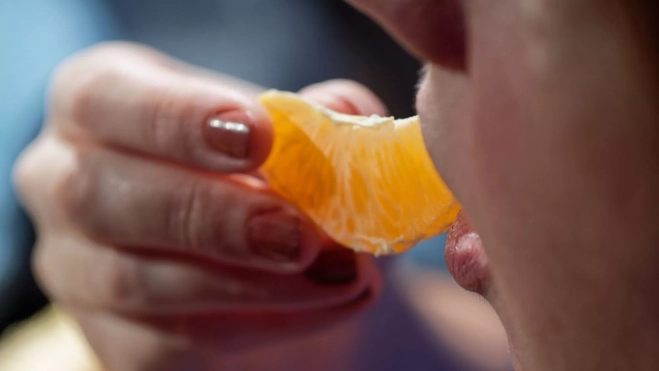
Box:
[298,79,389,116]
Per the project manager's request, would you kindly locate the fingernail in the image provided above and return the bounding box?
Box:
[204,110,251,159]
[248,211,301,263]
[305,249,357,285]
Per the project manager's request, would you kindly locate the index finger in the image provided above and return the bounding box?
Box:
[50,43,272,173]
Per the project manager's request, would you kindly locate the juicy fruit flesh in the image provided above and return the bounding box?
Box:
[258,90,461,255]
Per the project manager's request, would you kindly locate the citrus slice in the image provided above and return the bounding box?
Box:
[258,90,460,255]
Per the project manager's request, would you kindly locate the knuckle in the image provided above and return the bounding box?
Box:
[56,147,103,235]
[31,241,59,300]
[68,64,121,126]
[49,56,114,125]
[12,142,41,200]
[56,149,138,246]
[142,80,211,164]
[173,179,210,250]
[12,135,71,216]
[99,251,143,308]
[143,82,182,153]
[49,41,165,125]
[32,234,144,309]
[172,179,231,255]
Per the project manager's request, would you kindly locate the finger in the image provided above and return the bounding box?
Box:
[56,144,319,273]
[35,234,378,314]
[50,43,271,173]
[67,309,193,371]
[12,130,80,231]
[298,79,389,116]
[70,287,374,368]
[141,288,376,354]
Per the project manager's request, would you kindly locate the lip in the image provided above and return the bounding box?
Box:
[445,212,491,296]
[346,0,466,71]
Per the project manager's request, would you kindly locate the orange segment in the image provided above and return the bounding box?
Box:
[258,90,460,255]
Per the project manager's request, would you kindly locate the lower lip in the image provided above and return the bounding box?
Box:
[444,214,491,296]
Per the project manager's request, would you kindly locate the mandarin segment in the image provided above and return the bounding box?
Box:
[258,90,460,255]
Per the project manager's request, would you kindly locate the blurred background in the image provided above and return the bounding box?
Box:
[1,0,509,370]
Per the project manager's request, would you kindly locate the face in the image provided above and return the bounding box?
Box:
[349,0,659,370]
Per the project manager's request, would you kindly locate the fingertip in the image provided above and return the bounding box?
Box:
[246,206,322,275]
[243,103,274,168]
[296,216,324,270]
[299,79,389,116]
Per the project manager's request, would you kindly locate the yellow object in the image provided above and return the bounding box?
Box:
[258,90,460,255]
[0,306,101,371]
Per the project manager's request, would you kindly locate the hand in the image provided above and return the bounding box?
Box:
[13,42,385,371]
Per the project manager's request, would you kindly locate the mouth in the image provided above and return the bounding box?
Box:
[445,212,492,296]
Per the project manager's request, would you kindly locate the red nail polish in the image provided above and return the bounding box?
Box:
[248,211,301,263]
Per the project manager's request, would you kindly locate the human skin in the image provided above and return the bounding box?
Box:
[12,43,386,370]
[14,1,659,370]
[349,0,659,370]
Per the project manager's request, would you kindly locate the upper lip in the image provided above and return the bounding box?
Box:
[347,0,467,71]
[444,212,491,296]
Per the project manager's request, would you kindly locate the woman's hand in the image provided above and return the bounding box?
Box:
[13,42,384,371]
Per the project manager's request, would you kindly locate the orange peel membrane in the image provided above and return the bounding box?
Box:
[259,90,460,255]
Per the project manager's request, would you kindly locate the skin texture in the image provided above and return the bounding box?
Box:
[14,1,659,370]
[13,43,386,371]
[349,0,659,370]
